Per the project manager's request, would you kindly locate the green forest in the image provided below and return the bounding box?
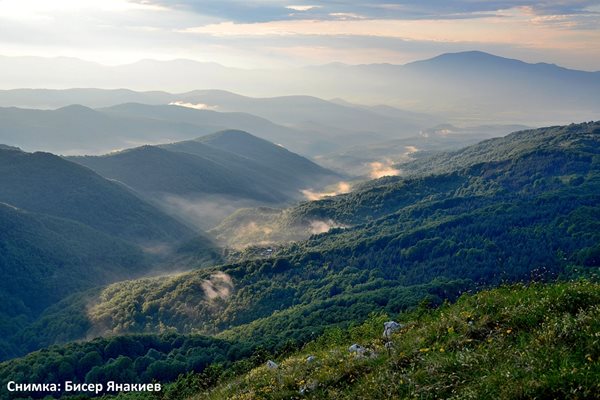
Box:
[0,122,599,399]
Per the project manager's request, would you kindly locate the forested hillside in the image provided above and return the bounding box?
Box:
[0,122,598,399]
[0,203,145,359]
[1,280,597,400]
[3,122,597,378]
[214,121,600,246]
[403,122,600,176]
[72,130,337,204]
[0,146,215,360]
[0,148,193,245]
[70,130,340,229]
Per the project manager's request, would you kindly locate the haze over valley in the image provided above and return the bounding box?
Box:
[0,1,599,398]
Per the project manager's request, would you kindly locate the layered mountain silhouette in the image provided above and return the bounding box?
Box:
[1,51,597,123]
[0,103,309,155]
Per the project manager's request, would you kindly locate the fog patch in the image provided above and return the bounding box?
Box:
[201,272,234,301]
[309,219,347,234]
[420,127,453,138]
[169,101,218,111]
[369,160,401,179]
[404,145,418,154]
[301,181,351,201]
[140,242,173,257]
[237,221,274,236]
[0,202,20,211]
[160,194,261,230]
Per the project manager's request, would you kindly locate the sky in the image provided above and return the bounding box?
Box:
[0,0,599,70]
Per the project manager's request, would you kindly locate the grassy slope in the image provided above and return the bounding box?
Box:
[203,280,600,400]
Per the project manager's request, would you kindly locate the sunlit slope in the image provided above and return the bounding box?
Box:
[204,280,600,400]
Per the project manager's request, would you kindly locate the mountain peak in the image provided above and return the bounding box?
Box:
[55,104,96,113]
[207,129,254,139]
[197,129,264,146]
[414,50,520,66]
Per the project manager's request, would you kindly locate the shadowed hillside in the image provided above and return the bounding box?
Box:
[70,131,340,229]
[0,148,193,245]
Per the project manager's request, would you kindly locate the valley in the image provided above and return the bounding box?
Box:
[0,119,599,399]
[0,49,598,400]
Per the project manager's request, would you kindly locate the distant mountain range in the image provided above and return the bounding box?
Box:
[0,91,437,156]
[0,102,315,155]
[0,51,598,124]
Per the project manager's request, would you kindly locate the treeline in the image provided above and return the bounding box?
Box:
[0,334,257,400]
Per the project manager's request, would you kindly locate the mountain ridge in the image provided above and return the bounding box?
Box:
[1,51,596,124]
[69,130,340,229]
[0,147,195,245]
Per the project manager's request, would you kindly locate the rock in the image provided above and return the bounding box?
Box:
[348,344,365,354]
[349,344,369,357]
[383,320,404,339]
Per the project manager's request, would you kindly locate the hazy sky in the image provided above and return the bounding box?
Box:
[1,0,599,70]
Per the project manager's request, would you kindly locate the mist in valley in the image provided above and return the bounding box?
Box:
[1,2,599,397]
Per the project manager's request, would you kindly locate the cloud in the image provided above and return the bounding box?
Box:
[0,0,167,21]
[169,101,218,110]
[134,0,600,22]
[286,5,321,12]
[329,12,366,21]
[178,12,593,44]
[0,0,598,70]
